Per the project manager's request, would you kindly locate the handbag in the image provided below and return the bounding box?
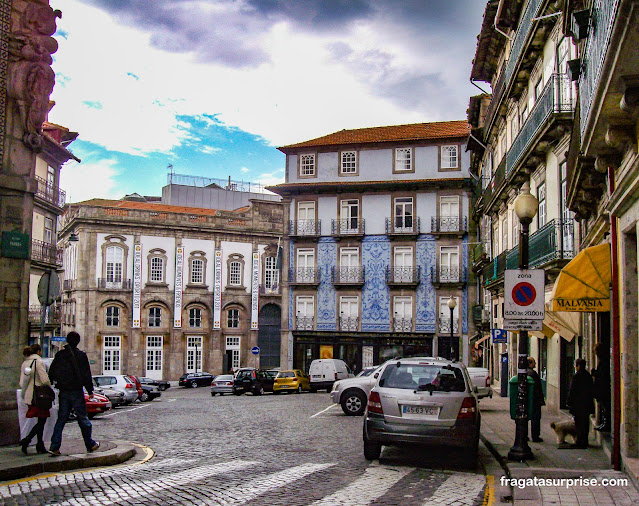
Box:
[29,359,55,410]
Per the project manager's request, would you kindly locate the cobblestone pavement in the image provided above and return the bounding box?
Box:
[0,388,492,505]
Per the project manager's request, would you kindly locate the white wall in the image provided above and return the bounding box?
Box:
[221,241,253,290]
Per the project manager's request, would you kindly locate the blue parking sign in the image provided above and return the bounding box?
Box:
[492,329,507,344]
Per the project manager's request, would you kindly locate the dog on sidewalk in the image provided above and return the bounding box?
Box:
[550,419,578,445]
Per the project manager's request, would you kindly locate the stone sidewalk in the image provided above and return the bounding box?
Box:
[0,439,141,483]
[480,393,639,505]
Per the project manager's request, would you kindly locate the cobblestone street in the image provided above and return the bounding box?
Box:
[1,387,490,505]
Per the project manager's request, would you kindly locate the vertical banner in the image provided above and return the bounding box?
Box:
[132,244,142,328]
[251,251,259,330]
[213,250,222,329]
[174,246,184,328]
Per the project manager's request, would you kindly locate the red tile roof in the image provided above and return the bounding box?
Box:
[278,120,470,151]
[74,199,227,216]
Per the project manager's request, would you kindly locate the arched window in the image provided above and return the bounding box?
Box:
[149,307,161,327]
[106,306,120,327]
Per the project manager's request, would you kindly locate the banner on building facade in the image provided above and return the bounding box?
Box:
[213,249,222,329]
[174,246,184,328]
[132,244,142,328]
[251,252,259,330]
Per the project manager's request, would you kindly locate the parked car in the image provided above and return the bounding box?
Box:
[233,368,276,395]
[125,375,144,400]
[179,372,215,388]
[330,365,381,416]
[94,385,126,407]
[93,375,139,404]
[308,359,353,392]
[139,377,171,391]
[466,367,493,399]
[363,357,481,462]
[210,374,234,396]
[139,383,161,402]
[273,370,311,394]
[69,391,111,420]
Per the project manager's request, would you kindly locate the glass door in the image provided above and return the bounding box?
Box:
[145,336,163,379]
[186,336,203,373]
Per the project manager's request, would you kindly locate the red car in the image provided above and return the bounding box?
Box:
[67,392,111,420]
[126,375,144,400]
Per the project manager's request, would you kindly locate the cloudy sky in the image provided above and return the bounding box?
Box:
[50,0,486,203]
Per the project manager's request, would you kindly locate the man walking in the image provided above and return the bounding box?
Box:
[48,332,100,455]
[527,356,545,442]
[567,358,595,449]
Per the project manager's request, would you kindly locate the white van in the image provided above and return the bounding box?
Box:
[309,359,353,392]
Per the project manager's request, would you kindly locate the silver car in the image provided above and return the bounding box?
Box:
[330,366,381,416]
[363,357,481,461]
[93,375,139,404]
[211,374,234,396]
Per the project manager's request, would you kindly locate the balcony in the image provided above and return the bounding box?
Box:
[431,216,468,237]
[259,284,280,295]
[34,176,66,208]
[338,316,359,332]
[28,304,60,325]
[288,267,321,286]
[385,266,420,287]
[479,156,506,213]
[295,316,314,331]
[506,74,575,176]
[470,243,490,274]
[438,317,459,335]
[483,249,508,287]
[385,217,420,238]
[332,267,365,286]
[430,266,468,288]
[97,278,133,291]
[331,218,365,239]
[31,239,63,266]
[289,220,321,238]
[393,317,413,333]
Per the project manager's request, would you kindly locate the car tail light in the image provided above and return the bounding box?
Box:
[334,372,338,381]
[457,397,477,419]
[125,383,134,389]
[252,371,256,379]
[485,376,490,387]
[368,391,383,414]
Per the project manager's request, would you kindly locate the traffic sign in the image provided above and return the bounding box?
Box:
[503,319,543,331]
[492,329,507,344]
[504,269,544,320]
[251,346,260,355]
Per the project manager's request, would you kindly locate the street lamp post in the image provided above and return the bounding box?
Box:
[508,182,539,462]
[447,296,457,361]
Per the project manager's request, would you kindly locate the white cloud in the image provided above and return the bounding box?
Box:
[60,158,125,203]
[254,169,285,187]
[240,167,250,173]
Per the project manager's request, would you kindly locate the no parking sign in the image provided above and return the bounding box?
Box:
[504,269,545,320]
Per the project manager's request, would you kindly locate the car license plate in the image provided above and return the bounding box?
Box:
[402,405,439,416]
[312,375,321,378]
[106,402,112,408]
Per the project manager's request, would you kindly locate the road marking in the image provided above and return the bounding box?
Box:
[311,464,411,505]
[100,403,151,417]
[168,398,177,402]
[203,462,335,505]
[54,460,258,506]
[310,404,339,418]
[423,472,486,505]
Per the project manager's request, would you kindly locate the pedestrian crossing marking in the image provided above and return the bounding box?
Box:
[423,472,486,505]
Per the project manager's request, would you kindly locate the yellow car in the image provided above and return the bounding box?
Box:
[273,370,311,394]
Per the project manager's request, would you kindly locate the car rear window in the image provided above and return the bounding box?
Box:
[379,363,466,392]
[216,375,232,381]
[95,376,116,386]
[278,371,295,378]
[237,371,251,379]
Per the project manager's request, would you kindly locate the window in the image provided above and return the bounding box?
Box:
[146,336,162,373]
[439,195,460,232]
[103,336,121,374]
[149,307,161,327]
[106,246,123,283]
[339,296,359,330]
[297,201,315,220]
[340,199,360,232]
[394,197,414,230]
[340,247,359,267]
[150,256,164,282]
[439,246,460,282]
[264,256,279,288]
[186,336,202,373]
[300,154,315,176]
[440,145,459,169]
[44,217,54,244]
[191,258,204,284]
[189,308,202,328]
[227,309,240,328]
[296,296,314,317]
[106,306,120,327]
[520,103,529,125]
[226,336,240,369]
[537,182,546,228]
[511,114,519,141]
[560,161,574,254]
[393,296,412,331]
[229,261,242,285]
[502,216,508,251]
[296,248,315,283]
[395,148,412,172]
[534,77,544,101]
[512,210,519,247]
[340,151,357,174]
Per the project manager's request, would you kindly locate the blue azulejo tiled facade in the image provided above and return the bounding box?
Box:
[271,120,479,373]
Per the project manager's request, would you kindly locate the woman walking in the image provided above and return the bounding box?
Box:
[19,344,52,454]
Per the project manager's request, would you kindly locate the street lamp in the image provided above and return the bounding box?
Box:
[508,182,539,462]
[447,296,457,361]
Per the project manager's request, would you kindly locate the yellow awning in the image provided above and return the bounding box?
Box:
[551,243,611,312]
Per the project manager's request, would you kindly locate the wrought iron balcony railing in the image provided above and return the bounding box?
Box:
[385,266,420,285]
[431,216,468,234]
[295,316,314,331]
[35,176,66,208]
[332,266,365,285]
[507,74,575,175]
[481,156,506,210]
[430,266,468,284]
[28,304,61,324]
[289,267,321,284]
[529,219,575,267]
[97,278,133,290]
[438,317,459,335]
[338,316,359,331]
[31,239,63,265]
[331,218,365,236]
[289,219,321,236]
[483,249,509,285]
[259,284,280,295]
[385,217,420,235]
[393,317,412,332]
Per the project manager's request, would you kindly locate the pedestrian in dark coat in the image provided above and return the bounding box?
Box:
[527,356,545,442]
[592,343,611,431]
[47,332,100,455]
[567,358,595,448]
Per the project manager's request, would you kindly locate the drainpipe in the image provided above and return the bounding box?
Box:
[494,0,513,40]
[608,166,621,471]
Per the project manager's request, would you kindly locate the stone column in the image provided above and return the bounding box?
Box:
[0,0,61,445]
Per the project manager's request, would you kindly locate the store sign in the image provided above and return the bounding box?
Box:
[132,244,142,328]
